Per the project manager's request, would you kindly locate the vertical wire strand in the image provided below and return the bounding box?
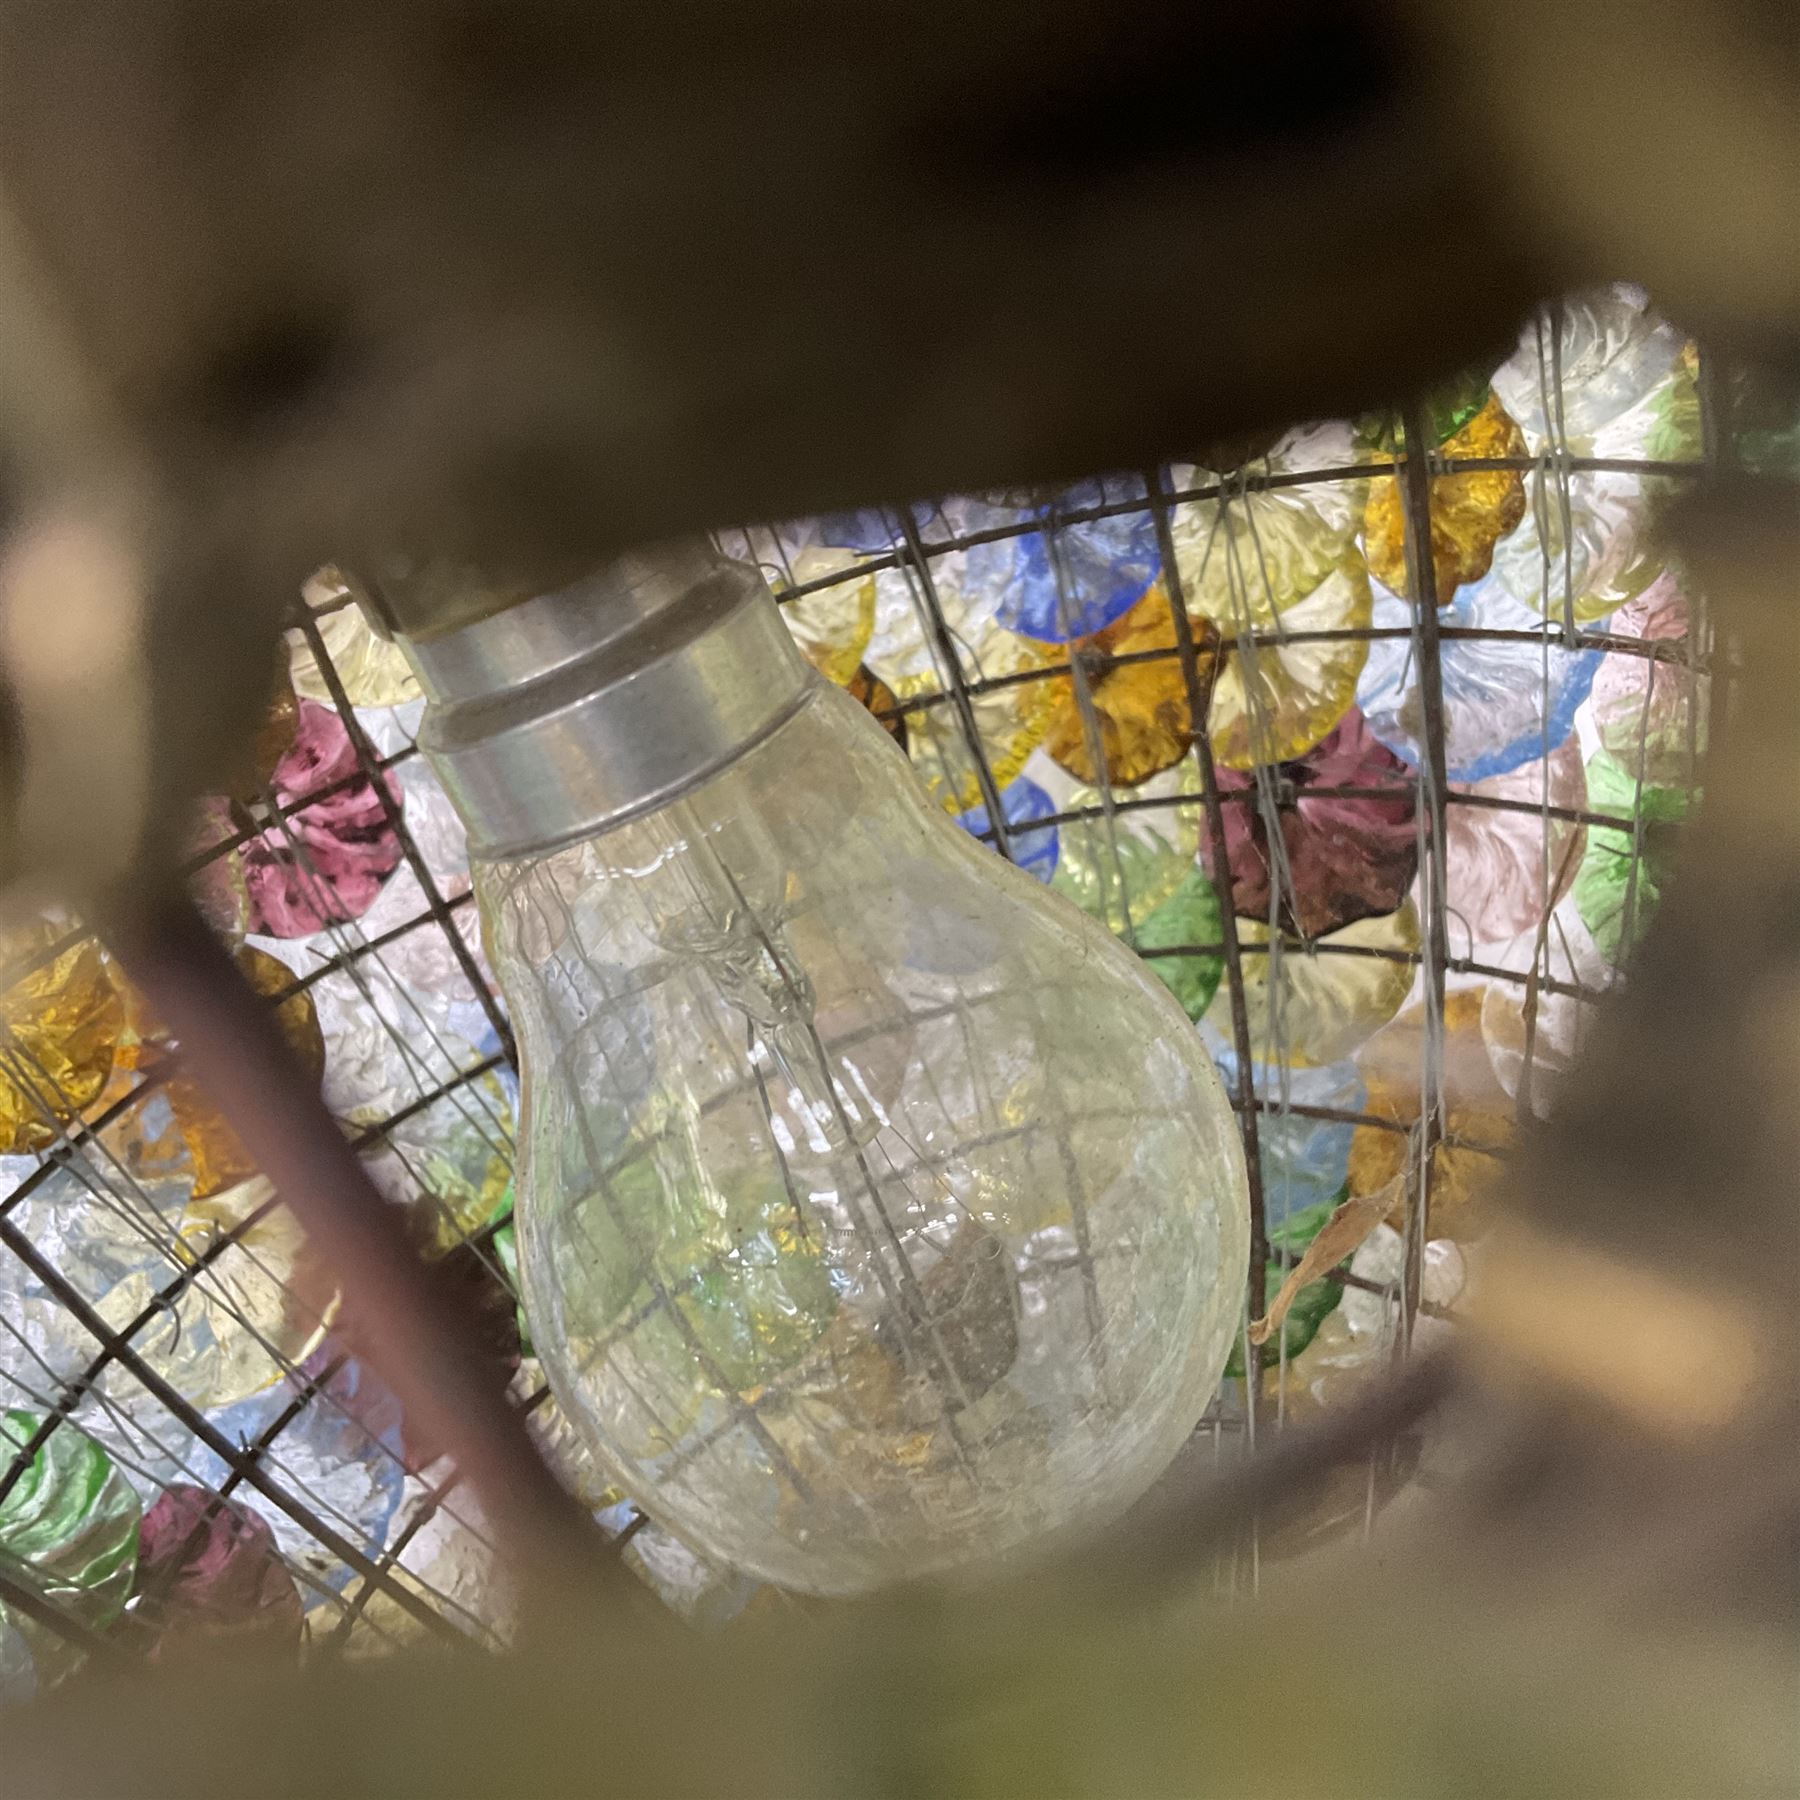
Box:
[1145,468,1269,1451]
[1395,405,1451,1357]
[893,511,1016,859]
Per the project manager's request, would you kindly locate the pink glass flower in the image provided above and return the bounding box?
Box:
[135,1484,304,1660]
[1443,740,1586,950]
[196,701,405,938]
[1209,709,1417,939]
[1589,568,1707,790]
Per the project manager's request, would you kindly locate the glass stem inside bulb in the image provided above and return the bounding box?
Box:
[627,804,997,1448]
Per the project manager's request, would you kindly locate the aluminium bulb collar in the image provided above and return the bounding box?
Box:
[368,543,813,860]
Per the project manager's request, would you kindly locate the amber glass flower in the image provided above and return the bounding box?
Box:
[1363,391,1528,604]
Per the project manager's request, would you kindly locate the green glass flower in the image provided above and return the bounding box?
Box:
[1224,1192,1346,1378]
[0,1411,141,1675]
[1572,749,1692,964]
[1130,865,1225,1022]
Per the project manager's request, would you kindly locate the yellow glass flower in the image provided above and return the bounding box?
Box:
[1491,286,1686,450]
[1170,421,1367,623]
[864,548,993,685]
[1206,553,1373,770]
[890,632,1056,813]
[773,548,877,688]
[1347,989,1513,1241]
[97,1175,337,1409]
[1489,351,1697,626]
[1209,900,1418,1067]
[1490,465,1666,624]
[289,571,423,708]
[0,920,124,1155]
[859,551,1057,812]
[377,1067,519,1257]
[1363,392,1528,603]
[1481,291,1689,623]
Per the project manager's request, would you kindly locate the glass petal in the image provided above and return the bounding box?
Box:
[1209,900,1419,1067]
[1363,391,1528,605]
[1041,584,1197,787]
[1208,554,1373,770]
[0,923,123,1157]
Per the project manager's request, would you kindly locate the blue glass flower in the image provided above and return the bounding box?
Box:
[1209,1048,1366,1232]
[1356,573,1607,783]
[962,478,1162,644]
[957,776,1059,883]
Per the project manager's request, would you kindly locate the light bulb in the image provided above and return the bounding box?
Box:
[383,543,1247,1594]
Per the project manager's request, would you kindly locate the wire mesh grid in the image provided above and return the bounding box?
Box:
[0,284,1724,1672]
